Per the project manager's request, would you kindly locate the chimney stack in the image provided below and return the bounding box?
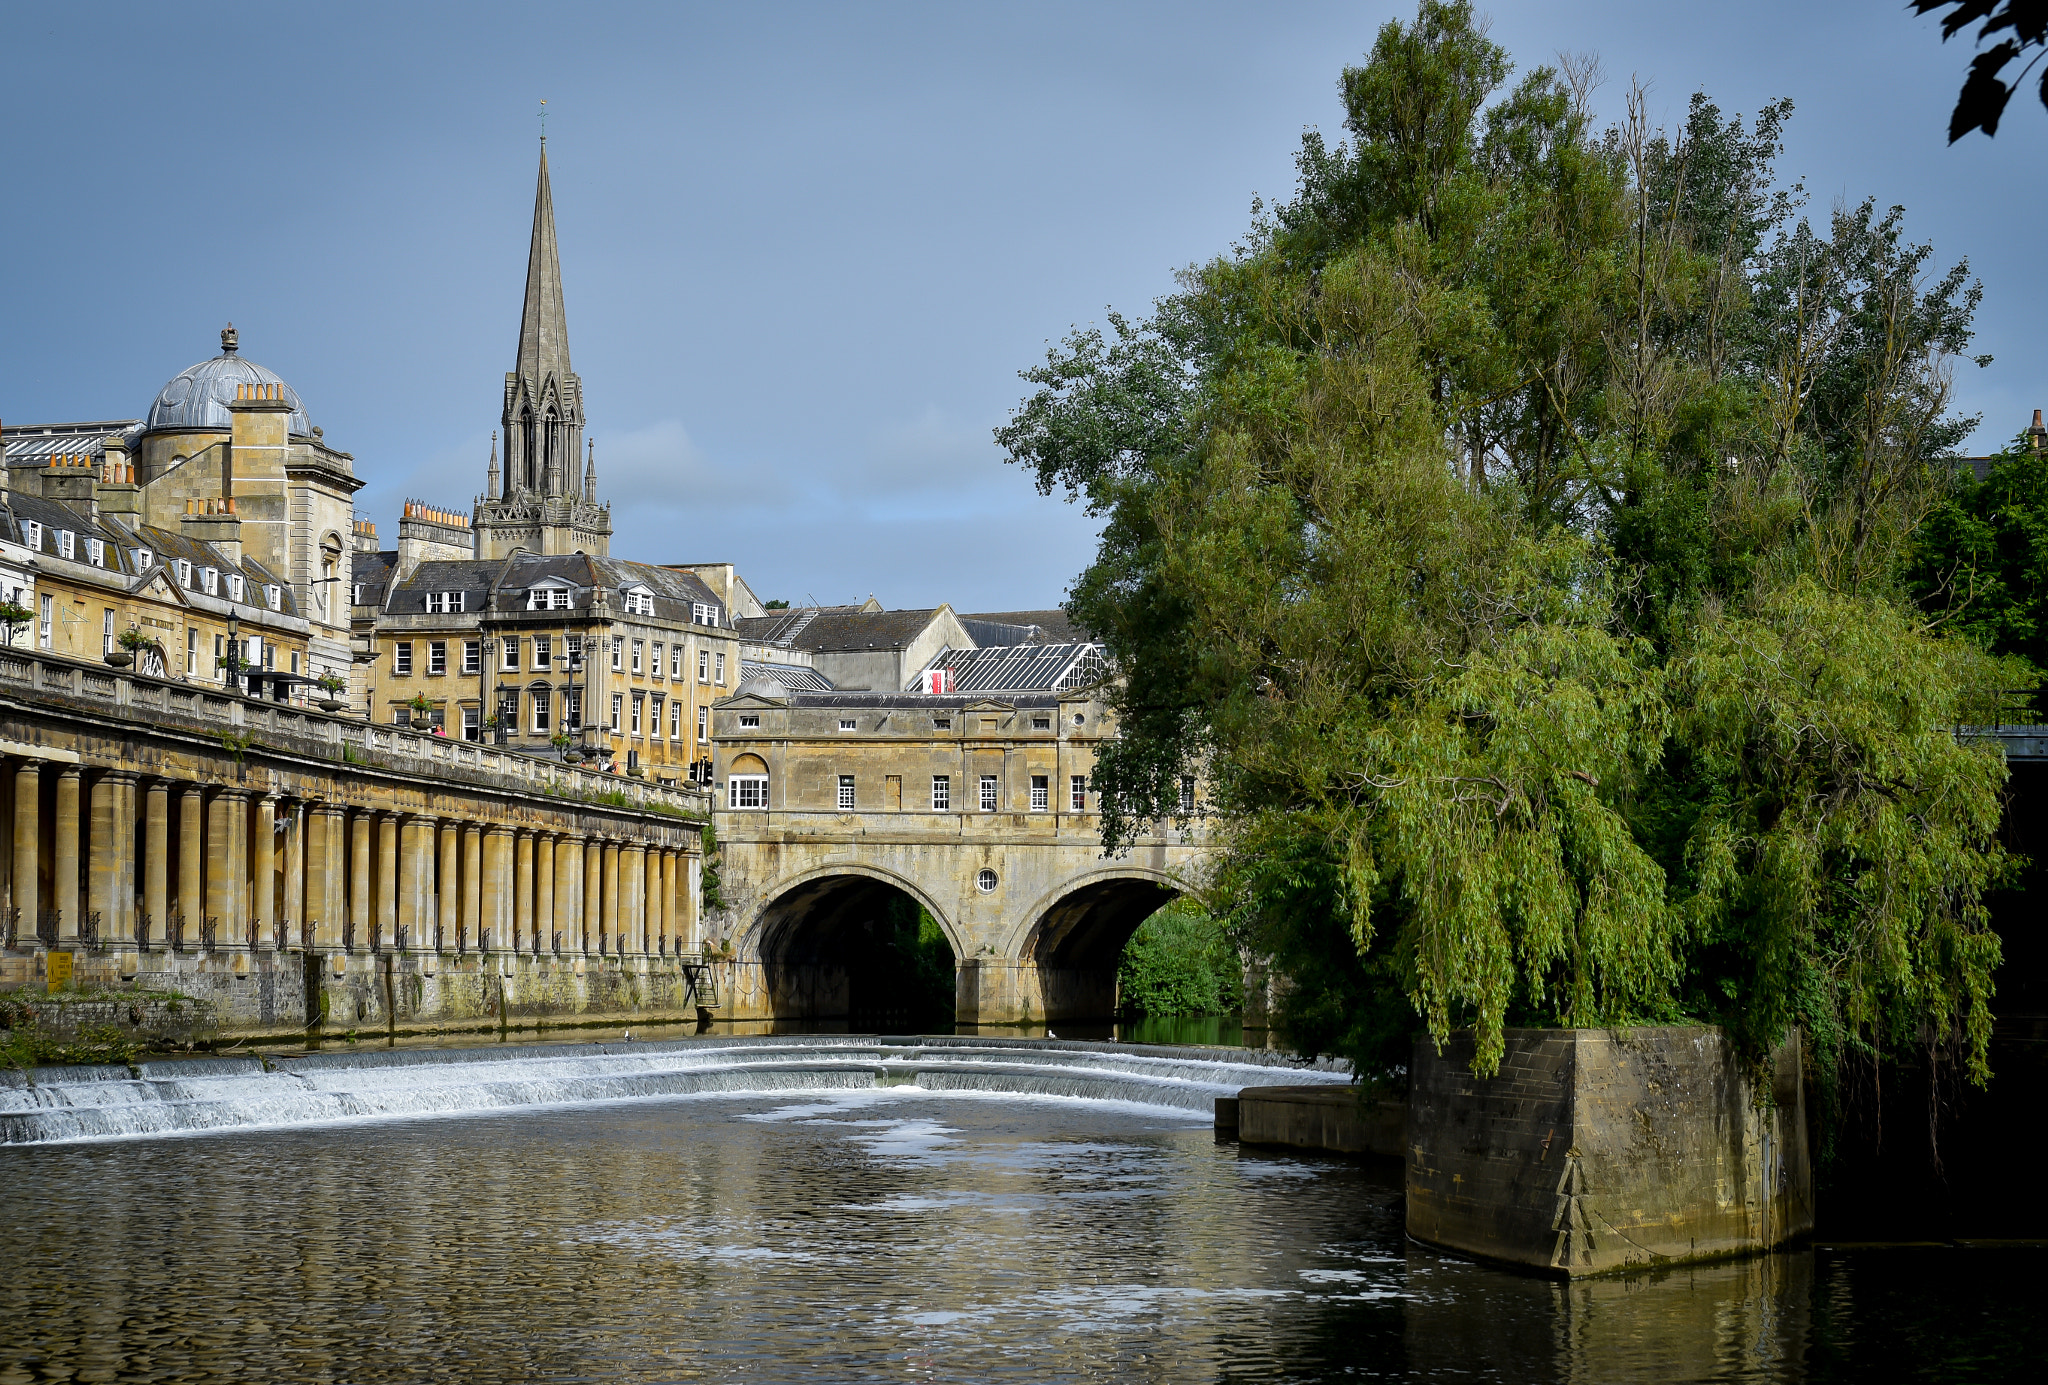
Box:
[2031,408,2046,455]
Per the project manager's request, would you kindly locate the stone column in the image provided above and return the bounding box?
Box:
[437,820,460,955]
[536,834,556,954]
[620,844,645,955]
[482,826,512,952]
[304,804,330,949]
[11,759,41,942]
[87,771,118,946]
[144,779,169,949]
[641,846,660,956]
[281,800,304,949]
[376,812,399,951]
[114,773,138,945]
[583,839,602,954]
[600,841,620,955]
[397,814,426,951]
[548,840,573,958]
[253,795,276,947]
[658,848,675,956]
[204,788,231,948]
[178,786,203,948]
[350,810,372,952]
[223,790,250,950]
[462,824,483,952]
[513,830,534,955]
[54,765,82,944]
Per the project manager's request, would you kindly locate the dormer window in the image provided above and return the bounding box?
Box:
[56,530,74,560]
[426,591,466,613]
[86,537,104,567]
[526,586,572,611]
[623,587,655,616]
[20,521,41,550]
[176,558,193,586]
[134,549,154,572]
[691,601,721,627]
[352,583,364,604]
[201,567,219,596]
[226,573,244,603]
[265,584,282,611]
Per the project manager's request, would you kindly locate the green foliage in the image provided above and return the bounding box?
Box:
[1116,902,1240,1018]
[763,599,791,610]
[864,895,956,1028]
[1907,437,2048,688]
[699,822,726,913]
[1000,0,2012,1086]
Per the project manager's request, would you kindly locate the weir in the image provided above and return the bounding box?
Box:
[0,1035,1350,1144]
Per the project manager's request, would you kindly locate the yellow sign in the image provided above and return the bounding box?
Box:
[46,951,74,992]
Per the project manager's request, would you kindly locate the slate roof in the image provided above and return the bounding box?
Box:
[384,558,502,615]
[736,606,943,652]
[0,495,300,617]
[762,692,1064,710]
[958,609,1092,643]
[2,421,145,465]
[917,642,1105,694]
[351,551,397,609]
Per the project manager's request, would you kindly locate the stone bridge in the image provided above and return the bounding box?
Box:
[707,687,1207,1025]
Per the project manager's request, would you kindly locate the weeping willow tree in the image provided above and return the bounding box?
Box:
[1001,0,2019,1084]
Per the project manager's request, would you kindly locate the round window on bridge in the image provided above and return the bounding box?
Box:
[976,868,998,894]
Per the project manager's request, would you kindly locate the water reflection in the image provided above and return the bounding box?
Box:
[0,1088,2038,1382]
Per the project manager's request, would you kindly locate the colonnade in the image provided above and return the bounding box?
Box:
[0,756,697,962]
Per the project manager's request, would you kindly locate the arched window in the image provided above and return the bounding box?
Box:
[730,752,769,809]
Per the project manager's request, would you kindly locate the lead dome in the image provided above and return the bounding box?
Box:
[146,325,312,437]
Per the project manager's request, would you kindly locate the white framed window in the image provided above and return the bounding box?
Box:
[103,608,115,654]
[265,583,282,610]
[611,636,623,672]
[1179,776,1196,814]
[525,586,571,611]
[715,652,726,684]
[837,775,855,810]
[87,537,104,567]
[462,641,481,675]
[201,566,218,596]
[931,775,950,811]
[534,635,552,670]
[623,588,655,616]
[502,638,519,672]
[838,718,856,732]
[134,549,154,572]
[730,774,769,809]
[186,626,197,672]
[698,649,710,683]
[352,582,364,604]
[631,692,644,736]
[56,530,74,560]
[1071,775,1087,811]
[175,557,191,587]
[738,713,760,729]
[976,868,998,894]
[631,639,644,674]
[671,700,682,737]
[565,687,582,730]
[610,693,623,731]
[226,573,244,602]
[1030,776,1049,812]
[428,641,447,676]
[650,642,663,679]
[462,706,481,741]
[427,591,466,613]
[979,775,999,812]
[692,601,720,627]
[699,707,711,742]
[22,520,42,551]
[671,645,684,678]
[566,635,583,670]
[532,688,552,734]
[393,642,413,676]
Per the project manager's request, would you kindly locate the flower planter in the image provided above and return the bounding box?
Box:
[104,651,134,668]
[318,699,346,713]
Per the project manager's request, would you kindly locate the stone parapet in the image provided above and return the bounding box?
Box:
[1406,1026,1811,1277]
[1236,1084,1405,1157]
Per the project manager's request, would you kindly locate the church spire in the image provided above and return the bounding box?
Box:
[516,143,572,394]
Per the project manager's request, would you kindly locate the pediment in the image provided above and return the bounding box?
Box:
[131,567,189,606]
[716,692,786,710]
[962,698,1015,712]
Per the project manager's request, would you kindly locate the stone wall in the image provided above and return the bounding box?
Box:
[1406,1027,1811,1277]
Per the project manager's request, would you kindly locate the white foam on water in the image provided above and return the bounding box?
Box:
[0,1036,1349,1145]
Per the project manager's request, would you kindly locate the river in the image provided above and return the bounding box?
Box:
[0,1037,2037,1382]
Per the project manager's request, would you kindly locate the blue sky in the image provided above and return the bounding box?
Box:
[0,2,2036,611]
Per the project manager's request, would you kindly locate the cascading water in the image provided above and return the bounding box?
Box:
[0,1035,1350,1144]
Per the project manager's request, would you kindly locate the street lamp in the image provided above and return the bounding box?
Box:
[224,612,243,695]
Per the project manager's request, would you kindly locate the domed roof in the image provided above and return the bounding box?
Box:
[146,326,311,437]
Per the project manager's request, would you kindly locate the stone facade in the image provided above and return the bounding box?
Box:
[708,687,1205,1024]
[1406,1027,1812,1276]
[0,645,711,1038]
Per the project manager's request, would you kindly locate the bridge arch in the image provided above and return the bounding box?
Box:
[1007,866,1187,1022]
[742,862,961,1025]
